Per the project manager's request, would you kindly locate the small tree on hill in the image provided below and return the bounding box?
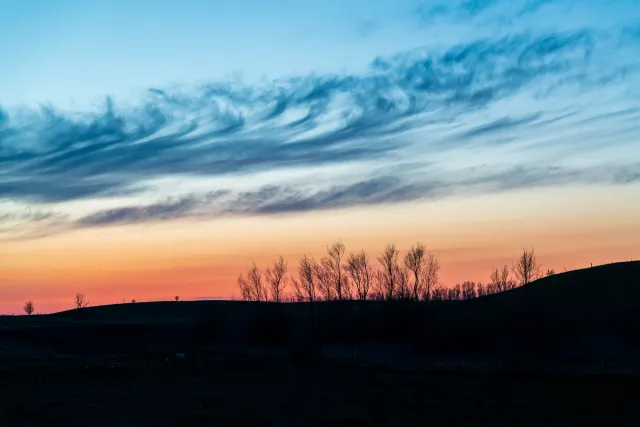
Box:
[461,281,477,300]
[23,301,35,315]
[74,293,89,309]
[265,255,288,302]
[404,242,426,301]
[490,265,513,292]
[512,248,542,286]
[344,250,374,300]
[237,262,266,302]
[377,243,399,300]
[324,241,349,300]
[394,264,412,300]
[421,252,440,301]
[290,255,317,303]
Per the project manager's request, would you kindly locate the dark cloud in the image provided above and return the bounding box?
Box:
[61,162,640,232]
[459,113,542,139]
[75,190,230,227]
[0,30,605,203]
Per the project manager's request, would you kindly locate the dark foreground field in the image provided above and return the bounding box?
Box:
[2,262,640,425]
[2,354,640,427]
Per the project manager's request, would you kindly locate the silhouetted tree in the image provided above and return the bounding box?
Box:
[265,255,288,302]
[430,284,447,301]
[175,296,180,302]
[23,301,35,315]
[344,250,374,300]
[476,282,486,297]
[377,243,399,300]
[447,284,462,301]
[512,248,542,286]
[74,293,89,309]
[291,255,317,303]
[237,263,266,302]
[237,274,251,301]
[490,265,513,292]
[325,241,350,300]
[314,259,334,301]
[461,281,477,300]
[421,252,440,301]
[546,269,556,277]
[372,270,387,300]
[394,264,412,300]
[404,243,426,300]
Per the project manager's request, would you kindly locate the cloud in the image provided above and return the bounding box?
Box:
[0,29,613,204]
[58,161,639,232]
[75,190,230,227]
[416,0,560,22]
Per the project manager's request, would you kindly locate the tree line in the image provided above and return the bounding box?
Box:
[236,242,553,303]
[18,245,552,315]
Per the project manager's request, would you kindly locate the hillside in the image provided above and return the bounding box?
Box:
[1,261,639,372]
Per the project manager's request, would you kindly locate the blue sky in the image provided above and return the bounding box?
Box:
[1,0,639,240]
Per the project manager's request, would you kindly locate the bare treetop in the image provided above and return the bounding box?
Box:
[265,255,288,302]
[377,243,399,300]
[290,254,317,303]
[23,301,35,315]
[74,293,89,309]
[512,248,543,286]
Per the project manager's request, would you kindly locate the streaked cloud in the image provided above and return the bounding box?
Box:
[1,0,639,240]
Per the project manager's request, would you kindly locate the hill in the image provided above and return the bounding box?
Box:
[1,261,639,373]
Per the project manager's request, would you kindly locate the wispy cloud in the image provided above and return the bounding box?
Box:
[62,161,640,230]
[1,0,639,240]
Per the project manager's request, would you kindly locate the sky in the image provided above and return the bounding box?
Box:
[1,0,639,313]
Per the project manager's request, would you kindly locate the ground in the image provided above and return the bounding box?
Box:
[1,354,639,427]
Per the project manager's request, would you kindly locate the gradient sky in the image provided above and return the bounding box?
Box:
[1,0,639,313]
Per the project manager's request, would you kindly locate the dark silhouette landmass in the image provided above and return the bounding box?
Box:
[1,261,639,426]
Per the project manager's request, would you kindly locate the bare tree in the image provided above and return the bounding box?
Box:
[344,250,373,300]
[404,242,426,301]
[315,241,350,301]
[421,252,440,301]
[265,255,288,302]
[314,259,334,301]
[290,255,317,303]
[237,274,252,301]
[461,281,477,300]
[237,263,266,301]
[545,269,556,277]
[476,282,486,297]
[372,270,387,300]
[447,284,462,301]
[248,263,266,301]
[490,265,515,292]
[512,248,542,286]
[485,282,499,295]
[430,284,447,301]
[394,264,412,300]
[328,241,350,300]
[23,301,35,315]
[74,293,89,309]
[377,243,399,300]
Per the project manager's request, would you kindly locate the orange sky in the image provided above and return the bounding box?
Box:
[2,183,639,314]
